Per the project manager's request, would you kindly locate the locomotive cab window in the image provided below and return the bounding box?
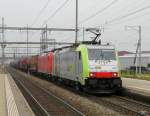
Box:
[88,49,116,60]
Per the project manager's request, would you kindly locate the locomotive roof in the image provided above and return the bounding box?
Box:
[86,44,115,49]
[50,42,115,52]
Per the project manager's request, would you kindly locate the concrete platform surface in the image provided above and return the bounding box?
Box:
[0,74,35,116]
[122,77,150,96]
[0,75,7,116]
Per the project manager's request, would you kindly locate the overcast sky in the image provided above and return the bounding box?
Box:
[0,0,150,56]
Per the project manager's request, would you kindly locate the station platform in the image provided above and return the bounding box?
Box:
[0,74,35,116]
[122,77,150,97]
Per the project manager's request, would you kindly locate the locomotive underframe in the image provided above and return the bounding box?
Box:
[84,77,122,93]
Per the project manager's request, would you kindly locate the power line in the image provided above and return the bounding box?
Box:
[94,4,150,29]
[79,0,119,24]
[107,11,150,27]
[125,0,148,12]
[105,4,150,25]
[31,0,52,27]
[80,0,145,24]
[30,0,70,45]
[30,0,52,41]
[104,0,147,24]
[42,0,70,27]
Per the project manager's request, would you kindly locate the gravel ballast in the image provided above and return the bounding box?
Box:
[11,68,122,116]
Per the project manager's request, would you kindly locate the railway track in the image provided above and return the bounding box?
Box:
[7,67,150,116]
[43,74,150,115]
[8,68,84,116]
[58,85,150,115]
[42,74,150,115]
[86,94,150,116]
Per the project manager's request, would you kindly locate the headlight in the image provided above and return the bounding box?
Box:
[113,72,118,77]
[89,72,95,77]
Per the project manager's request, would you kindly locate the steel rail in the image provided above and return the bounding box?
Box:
[112,95,150,115]
[33,80,85,116]
[12,74,51,116]
[91,95,150,116]
[105,99,145,115]
[113,95,150,108]
[8,68,84,116]
[91,96,144,115]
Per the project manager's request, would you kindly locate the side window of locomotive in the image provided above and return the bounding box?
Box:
[79,51,81,60]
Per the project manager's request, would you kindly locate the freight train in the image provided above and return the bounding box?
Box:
[11,43,122,94]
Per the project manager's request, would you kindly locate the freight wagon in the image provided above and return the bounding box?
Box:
[38,52,54,76]
[29,55,38,73]
[18,56,29,72]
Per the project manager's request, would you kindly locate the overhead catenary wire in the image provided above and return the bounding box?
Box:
[42,0,70,27]
[31,0,70,49]
[63,0,148,41]
[80,0,146,26]
[29,0,52,43]
[30,0,52,27]
[79,0,119,25]
[103,0,148,25]
[105,11,150,27]
[103,4,150,26]
[61,0,118,41]
[124,0,148,12]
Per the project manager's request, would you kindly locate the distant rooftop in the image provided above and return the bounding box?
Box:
[119,51,150,57]
[118,51,134,56]
[141,51,150,54]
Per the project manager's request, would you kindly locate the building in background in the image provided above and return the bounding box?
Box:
[118,51,150,70]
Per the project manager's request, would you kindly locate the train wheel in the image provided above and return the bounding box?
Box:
[115,87,123,95]
[75,82,83,91]
[57,78,62,85]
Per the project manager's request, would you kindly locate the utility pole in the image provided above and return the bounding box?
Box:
[0,21,77,63]
[46,24,48,42]
[27,25,29,74]
[45,24,48,50]
[27,25,29,57]
[75,0,78,43]
[139,25,142,74]
[40,24,48,53]
[1,17,6,67]
[83,27,85,41]
[125,25,142,75]
[134,39,139,75]
[13,47,17,60]
[40,31,43,54]
[53,39,56,49]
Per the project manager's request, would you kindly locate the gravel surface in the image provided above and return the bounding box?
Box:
[9,68,84,116]
[12,68,121,116]
[102,96,150,114]
[8,74,35,116]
